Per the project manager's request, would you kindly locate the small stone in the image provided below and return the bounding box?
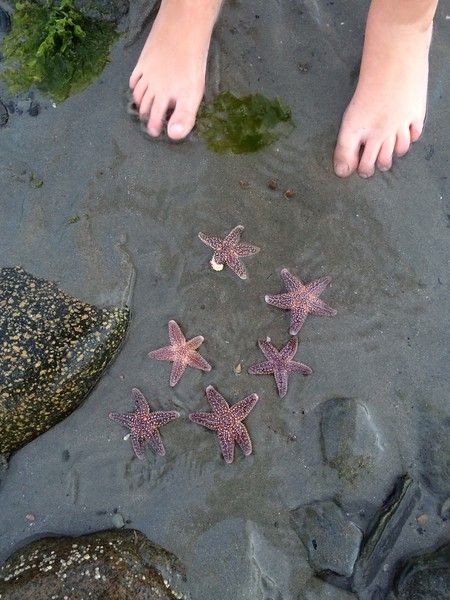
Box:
[25,513,35,524]
[239,180,250,189]
[290,500,362,579]
[416,513,428,526]
[111,513,124,529]
[234,363,242,374]
[0,100,8,127]
[297,62,310,73]
[267,178,279,190]
[393,542,450,599]
[28,102,40,117]
[283,189,296,199]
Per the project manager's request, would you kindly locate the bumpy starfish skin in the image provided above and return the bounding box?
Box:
[265,268,337,335]
[109,388,179,459]
[198,225,260,280]
[248,337,312,398]
[149,320,211,387]
[189,386,259,464]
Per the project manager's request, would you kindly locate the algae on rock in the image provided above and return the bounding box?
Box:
[1,0,118,101]
[197,91,294,153]
[0,267,129,457]
[0,529,187,599]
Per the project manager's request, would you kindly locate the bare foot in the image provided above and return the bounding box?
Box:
[129,0,222,140]
[334,0,436,178]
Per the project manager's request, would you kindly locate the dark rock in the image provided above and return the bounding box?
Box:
[291,500,363,579]
[418,407,450,500]
[0,6,11,34]
[28,102,40,117]
[320,398,383,483]
[0,267,130,458]
[353,474,421,590]
[0,100,8,127]
[0,529,187,599]
[393,542,450,599]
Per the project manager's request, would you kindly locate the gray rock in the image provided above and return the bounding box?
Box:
[0,100,8,127]
[418,407,450,500]
[393,542,450,599]
[290,500,363,578]
[0,529,188,599]
[320,398,383,483]
[353,474,421,590]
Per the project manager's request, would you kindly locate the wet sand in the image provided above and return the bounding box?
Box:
[0,1,449,598]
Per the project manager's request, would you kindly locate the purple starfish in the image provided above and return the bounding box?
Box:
[109,388,179,459]
[265,268,337,335]
[248,337,312,398]
[189,386,259,464]
[149,320,212,387]
[198,225,260,280]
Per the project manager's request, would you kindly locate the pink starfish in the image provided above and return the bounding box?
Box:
[248,337,312,398]
[189,386,259,464]
[198,225,260,280]
[149,320,212,387]
[265,268,337,335]
[109,388,179,459]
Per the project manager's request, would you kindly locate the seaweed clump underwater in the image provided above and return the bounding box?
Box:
[1,0,118,101]
[197,91,294,153]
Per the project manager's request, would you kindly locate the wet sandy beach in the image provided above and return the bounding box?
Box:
[0,1,449,598]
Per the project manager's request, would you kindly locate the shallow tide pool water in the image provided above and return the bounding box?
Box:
[0,1,449,598]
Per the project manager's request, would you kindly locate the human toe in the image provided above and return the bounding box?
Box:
[147,99,169,137]
[139,89,154,121]
[394,128,411,157]
[333,132,362,178]
[358,138,382,178]
[376,135,396,172]
[167,96,201,140]
[132,77,148,107]
[410,120,424,143]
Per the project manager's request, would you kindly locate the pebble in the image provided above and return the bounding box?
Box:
[0,100,8,127]
[111,513,125,529]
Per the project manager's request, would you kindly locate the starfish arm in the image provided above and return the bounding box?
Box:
[148,346,175,361]
[281,268,304,291]
[147,430,166,456]
[149,410,180,429]
[257,338,279,361]
[224,225,244,246]
[205,385,230,412]
[230,394,259,420]
[305,276,331,296]
[225,255,248,280]
[189,411,221,430]
[131,388,150,414]
[279,337,299,360]
[248,360,275,375]
[265,292,295,309]
[234,422,253,456]
[130,432,146,459]
[170,360,188,386]
[109,412,134,429]
[218,430,235,464]
[186,335,204,350]
[289,308,308,335]
[287,361,313,375]
[274,367,289,398]
[168,320,186,345]
[307,297,337,317]
[198,232,222,250]
[235,242,260,257]
[187,351,212,372]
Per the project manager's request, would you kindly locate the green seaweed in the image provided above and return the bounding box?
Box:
[1,0,118,101]
[197,91,294,154]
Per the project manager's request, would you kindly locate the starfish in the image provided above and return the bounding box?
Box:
[189,385,259,464]
[109,388,179,459]
[265,268,337,335]
[198,225,260,280]
[149,320,211,387]
[248,337,312,398]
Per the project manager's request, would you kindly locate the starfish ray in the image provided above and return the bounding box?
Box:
[265,268,337,335]
[198,225,260,280]
[189,385,259,464]
[109,388,179,459]
[149,320,212,387]
[248,337,312,398]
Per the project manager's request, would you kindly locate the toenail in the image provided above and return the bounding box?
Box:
[334,162,350,177]
[359,171,371,179]
[169,123,185,136]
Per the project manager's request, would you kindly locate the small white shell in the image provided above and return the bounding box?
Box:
[210,258,224,272]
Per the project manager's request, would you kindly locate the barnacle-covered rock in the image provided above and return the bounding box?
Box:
[0,267,129,458]
[0,529,187,599]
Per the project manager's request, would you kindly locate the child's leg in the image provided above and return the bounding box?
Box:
[334,0,438,178]
[130,0,223,140]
